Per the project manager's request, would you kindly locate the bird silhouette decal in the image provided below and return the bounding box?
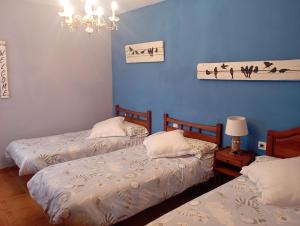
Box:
[279,69,290,73]
[221,64,229,69]
[264,62,273,68]
[248,66,254,78]
[245,66,249,76]
[129,46,135,55]
[241,67,246,77]
[148,48,154,57]
[230,68,234,79]
[214,67,218,79]
[269,67,277,73]
[253,66,259,73]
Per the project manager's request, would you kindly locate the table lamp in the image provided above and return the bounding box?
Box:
[225,116,248,153]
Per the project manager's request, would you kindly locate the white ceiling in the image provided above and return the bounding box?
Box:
[25,0,165,14]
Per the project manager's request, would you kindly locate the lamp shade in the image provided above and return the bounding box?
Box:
[225,116,248,137]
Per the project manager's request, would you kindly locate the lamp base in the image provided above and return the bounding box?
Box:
[230,136,241,154]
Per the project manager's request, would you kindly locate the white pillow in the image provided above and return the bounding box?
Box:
[123,121,149,137]
[185,137,217,159]
[241,156,300,206]
[143,130,191,159]
[88,117,127,139]
[254,155,280,163]
[240,155,280,177]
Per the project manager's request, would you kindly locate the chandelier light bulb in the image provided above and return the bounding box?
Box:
[67,6,75,15]
[96,7,104,17]
[84,0,94,16]
[111,1,119,11]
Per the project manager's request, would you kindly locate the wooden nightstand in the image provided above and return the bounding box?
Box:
[214,147,255,178]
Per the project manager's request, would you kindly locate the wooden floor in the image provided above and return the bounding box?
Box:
[0,167,220,226]
[0,167,62,226]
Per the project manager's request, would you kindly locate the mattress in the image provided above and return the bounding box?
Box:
[27,145,214,226]
[6,130,141,176]
[147,176,300,226]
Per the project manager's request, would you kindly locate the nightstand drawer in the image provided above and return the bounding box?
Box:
[215,153,241,166]
[214,147,255,178]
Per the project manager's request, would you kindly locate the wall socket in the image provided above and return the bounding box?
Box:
[258,141,267,150]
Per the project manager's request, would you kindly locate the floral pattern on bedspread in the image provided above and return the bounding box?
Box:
[27,145,214,226]
[147,176,300,226]
[6,130,142,176]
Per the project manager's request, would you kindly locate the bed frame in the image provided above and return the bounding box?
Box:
[267,126,300,158]
[115,105,152,134]
[164,114,222,147]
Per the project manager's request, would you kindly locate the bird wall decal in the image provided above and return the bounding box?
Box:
[269,67,277,73]
[241,67,246,77]
[214,67,218,79]
[279,69,290,73]
[125,41,164,63]
[253,66,259,73]
[198,59,300,80]
[229,68,234,79]
[264,62,273,68]
[221,64,229,69]
[248,66,254,78]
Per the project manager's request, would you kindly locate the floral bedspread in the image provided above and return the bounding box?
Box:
[6,130,140,176]
[147,176,300,226]
[27,145,214,226]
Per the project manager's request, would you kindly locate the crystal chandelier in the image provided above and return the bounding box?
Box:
[58,0,120,33]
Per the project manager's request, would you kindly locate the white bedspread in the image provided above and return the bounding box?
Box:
[147,176,300,226]
[27,145,214,226]
[6,130,141,176]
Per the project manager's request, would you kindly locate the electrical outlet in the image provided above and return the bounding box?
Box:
[173,123,179,128]
[258,141,267,150]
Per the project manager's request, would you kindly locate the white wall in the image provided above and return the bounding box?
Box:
[0,0,113,168]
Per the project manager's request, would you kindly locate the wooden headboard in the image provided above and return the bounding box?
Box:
[164,114,222,147]
[267,127,300,158]
[115,105,152,134]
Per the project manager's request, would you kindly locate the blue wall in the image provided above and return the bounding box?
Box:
[112,0,300,154]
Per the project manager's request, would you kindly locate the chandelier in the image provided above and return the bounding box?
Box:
[58,0,120,33]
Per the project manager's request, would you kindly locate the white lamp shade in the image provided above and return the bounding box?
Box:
[225,116,248,137]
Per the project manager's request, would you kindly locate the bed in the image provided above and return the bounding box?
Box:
[5,105,152,176]
[147,127,300,226]
[27,114,222,225]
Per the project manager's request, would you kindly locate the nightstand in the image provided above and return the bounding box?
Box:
[214,147,255,178]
